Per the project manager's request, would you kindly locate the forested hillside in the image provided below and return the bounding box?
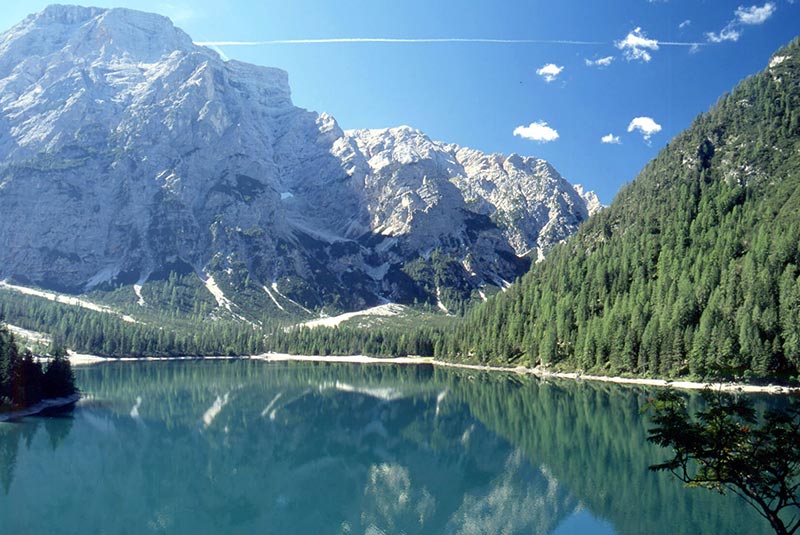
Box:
[439,38,800,380]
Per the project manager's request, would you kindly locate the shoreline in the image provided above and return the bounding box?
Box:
[66,352,800,394]
[0,392,81,423]
[429,360,800,395]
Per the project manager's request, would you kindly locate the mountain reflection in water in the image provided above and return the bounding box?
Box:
[0,361,769,534]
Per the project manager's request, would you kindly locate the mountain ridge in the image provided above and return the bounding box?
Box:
[0,5,596,319]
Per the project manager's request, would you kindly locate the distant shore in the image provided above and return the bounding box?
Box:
[65,352,255,366]
[65,351,427,366]
[429,360,800,395]
[67,352,800,395]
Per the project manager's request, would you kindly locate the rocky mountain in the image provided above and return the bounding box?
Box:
[0,5,597,317]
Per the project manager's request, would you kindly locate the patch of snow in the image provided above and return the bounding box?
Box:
[299,303,405,328]
[272,282,313,315]
[488,276,513,293]
[6,324,51,345]
[280,191,294,200]
[133,284,146,306]
[204,275,234,311]
[0,280,139,323]
[203,275,256,325]
[263,285,286,311]
[461,258,477,277]
[436,287,449,314]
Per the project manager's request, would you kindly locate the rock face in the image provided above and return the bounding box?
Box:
[0,6,597,314]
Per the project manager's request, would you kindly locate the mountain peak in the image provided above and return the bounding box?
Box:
[0,5,595,315]
[1,5,194,66]
[29,4,104,25]
[29,5,183,38]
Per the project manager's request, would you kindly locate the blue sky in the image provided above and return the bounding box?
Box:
[1,1,798,203]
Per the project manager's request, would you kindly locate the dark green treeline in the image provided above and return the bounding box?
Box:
[0,325,76,411]
[0,292,267,358]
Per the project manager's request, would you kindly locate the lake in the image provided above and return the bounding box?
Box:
[0,360,770,534]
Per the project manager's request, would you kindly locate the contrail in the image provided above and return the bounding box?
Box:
[194,38,605,46]
[658,41,705,46]
[194,37,705,47]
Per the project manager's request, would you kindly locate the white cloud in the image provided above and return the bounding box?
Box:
[706,28,741,43]
[601,133,621,144]
[616,27,659,62]
[513,121,559,143]
[585,56,615,67]
[536,63,564,82]
[735,2,776,24]
[679,19,692,29]
[706,2,775,44]
[627,117,662,141]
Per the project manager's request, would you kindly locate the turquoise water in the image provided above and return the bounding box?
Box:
[0,361,769,534]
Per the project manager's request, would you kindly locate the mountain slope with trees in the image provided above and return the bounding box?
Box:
[438,38,800,381]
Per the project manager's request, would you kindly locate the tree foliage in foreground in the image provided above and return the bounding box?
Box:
[647,389,800,535]
[0,325,75,411]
